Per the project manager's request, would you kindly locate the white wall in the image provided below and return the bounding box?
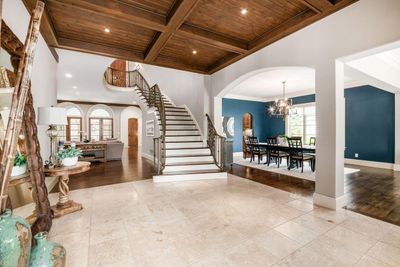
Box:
[120,107,142,148]
[3,0,58,160]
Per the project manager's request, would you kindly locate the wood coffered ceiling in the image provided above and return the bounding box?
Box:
[23,0,359,74]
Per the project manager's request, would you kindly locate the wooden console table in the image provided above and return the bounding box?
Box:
[66,143,107,163]
[44,162,90,218]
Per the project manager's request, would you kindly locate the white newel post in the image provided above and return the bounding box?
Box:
[314,60,346,210]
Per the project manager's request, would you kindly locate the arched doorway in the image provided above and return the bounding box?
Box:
[242,112,253,158]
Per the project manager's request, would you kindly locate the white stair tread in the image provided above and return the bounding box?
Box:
[153,172,227,183]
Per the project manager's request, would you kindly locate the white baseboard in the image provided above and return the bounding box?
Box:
[345,158,398,171]
[141,153,154,162]
[313,193,347,210]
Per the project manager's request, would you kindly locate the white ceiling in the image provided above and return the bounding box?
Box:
[346,47,400,90]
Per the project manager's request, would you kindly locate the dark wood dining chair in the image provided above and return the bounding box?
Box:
[243,136,252,159]
[266,137,289,168]
[248,137,267,164]
[287,137,315,172]
[309,137,316,146]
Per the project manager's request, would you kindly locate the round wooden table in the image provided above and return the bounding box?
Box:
[44,161,90,218]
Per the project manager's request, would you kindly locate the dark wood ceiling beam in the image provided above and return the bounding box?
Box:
[144,0,201,62]
[57,37,144,62]
[57,37,207,74]
[297,0,334,13]
[177,24,248,54]
[47,0,166,32]
[22,0,59,61]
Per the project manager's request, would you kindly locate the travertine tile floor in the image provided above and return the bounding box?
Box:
[45,174,400,267]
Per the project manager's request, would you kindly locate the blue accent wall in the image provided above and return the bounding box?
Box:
[222,98,268,152]
[223,86,394,163]
[345,86,394,163]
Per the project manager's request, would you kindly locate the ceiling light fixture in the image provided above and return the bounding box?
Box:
[240,8,248,15]
[104,27,110,33]
[192,50,197,55]
[267,81,296,120]
[65,73,72,78]
[72,85,78,89]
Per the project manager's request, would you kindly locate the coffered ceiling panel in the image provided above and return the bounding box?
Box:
[186,0,308,42]
[23,0,359,74]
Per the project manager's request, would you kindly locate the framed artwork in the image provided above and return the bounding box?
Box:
[146,120,155,136]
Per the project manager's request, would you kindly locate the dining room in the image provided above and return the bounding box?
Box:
[221,64,400,226]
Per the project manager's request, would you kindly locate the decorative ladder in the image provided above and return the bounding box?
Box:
[105,67,227,182]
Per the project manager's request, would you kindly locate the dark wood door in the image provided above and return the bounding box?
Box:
[128,118,138,147]
[110,59,126,87]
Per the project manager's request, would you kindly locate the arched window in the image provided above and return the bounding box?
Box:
[58,104,83,143]
[89,107,113,141]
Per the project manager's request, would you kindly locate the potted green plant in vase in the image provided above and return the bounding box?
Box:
[57,146,82,167]
[11,152,27,177]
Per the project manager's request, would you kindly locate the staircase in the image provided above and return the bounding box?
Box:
[104,67,227,182]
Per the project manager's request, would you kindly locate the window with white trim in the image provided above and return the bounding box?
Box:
[286,103,316,144]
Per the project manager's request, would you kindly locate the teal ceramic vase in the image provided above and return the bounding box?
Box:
[0,209,32,267]
[28,232,66,267]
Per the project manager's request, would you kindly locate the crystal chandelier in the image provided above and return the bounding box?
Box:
[267,81,295,119]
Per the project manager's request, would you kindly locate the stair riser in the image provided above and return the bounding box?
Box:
[165,120,194,125]
[164,164,219,172]
[166,148,210,156]
[164,115,191,120]
[165,142,204,149]
[165,156,214,164]
[166,130,199,136]
[161,125,197,130]
[153,172,227,183]
[165,136,202,142]
[165,111,189,116]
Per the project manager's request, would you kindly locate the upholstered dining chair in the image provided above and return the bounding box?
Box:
[248,136,267,164]
[266,137,289,168]
[287,137,315,172]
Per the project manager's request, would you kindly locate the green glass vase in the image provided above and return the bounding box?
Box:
[0,209,32,267]
[28,232,66,267]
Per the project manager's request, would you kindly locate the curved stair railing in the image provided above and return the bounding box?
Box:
[206,114,226,170]
[105,67,166,174]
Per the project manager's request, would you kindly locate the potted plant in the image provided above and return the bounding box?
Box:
[11,153,27,177]
[57,146,82,167]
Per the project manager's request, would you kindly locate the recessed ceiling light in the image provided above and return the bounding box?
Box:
[65,73,72,78]
[72,85,78,89]
[104,27,110,33]
[192,50,197,55]
[240,8,248,15]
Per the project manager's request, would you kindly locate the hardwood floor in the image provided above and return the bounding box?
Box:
[52,147,154,192]
[228,163,400,226]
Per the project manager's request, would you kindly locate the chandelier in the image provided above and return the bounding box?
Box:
[267,81,295,119]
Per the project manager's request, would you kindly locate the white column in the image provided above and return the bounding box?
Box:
[314,60,346,210]
[395,94,400,171]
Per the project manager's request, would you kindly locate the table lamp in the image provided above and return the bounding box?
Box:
[38,106,67,167]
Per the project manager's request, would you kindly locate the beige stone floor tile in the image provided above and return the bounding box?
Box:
[88,237,133,267]
[367,241,400,266]
[50,231,89,267]
[270,203,305,220]
[309,206,348,224]
[379,225,400,248]
[51,208,91,236]
[274,247,337,267]
[225,240,280,267]
[146,201,186,224]
[225,215,273,238]
[286,199,314,212]
[340,213,392,240]
[275,221,321,245]
[292,214,335,235]
[90,218,127,245]
[254,229,302,259]
[305,235,363,266]
[355,255,392,267]
[324,225,377,255]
